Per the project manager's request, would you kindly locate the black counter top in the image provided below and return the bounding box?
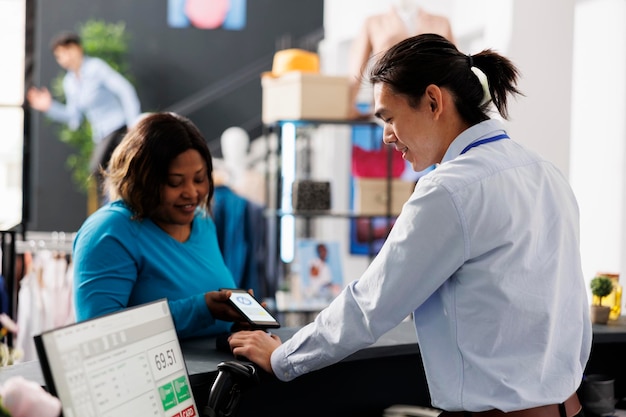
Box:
[2,317,625,386]
[2,316,626,417]
[0,320,419,387]
[592,316,626,343]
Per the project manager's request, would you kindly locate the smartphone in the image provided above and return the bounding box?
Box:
[222,289,281,329]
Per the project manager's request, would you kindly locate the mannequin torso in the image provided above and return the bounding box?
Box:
[348,4,455,117]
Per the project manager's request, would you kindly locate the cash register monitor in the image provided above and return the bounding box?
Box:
[35,299,199,417]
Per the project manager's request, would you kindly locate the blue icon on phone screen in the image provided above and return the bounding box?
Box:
[236,295,252,306]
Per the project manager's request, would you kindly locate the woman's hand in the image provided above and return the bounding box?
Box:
[206,288,271,327]
[228,330,282,374]
[205,289,242,322]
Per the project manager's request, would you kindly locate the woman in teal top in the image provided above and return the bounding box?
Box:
[73,112,242,339]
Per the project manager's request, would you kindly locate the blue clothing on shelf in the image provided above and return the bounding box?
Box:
[212,186,249,287]
[212,186,268,299]
[73,200,236,339]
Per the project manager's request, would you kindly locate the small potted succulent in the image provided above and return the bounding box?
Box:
[590,275,614,324]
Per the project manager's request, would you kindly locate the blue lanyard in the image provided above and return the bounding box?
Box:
[460,133,510,155]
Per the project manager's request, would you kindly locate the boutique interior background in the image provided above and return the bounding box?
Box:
[319,0,626,298]
[2,0,323,233]
[0,0,624,302]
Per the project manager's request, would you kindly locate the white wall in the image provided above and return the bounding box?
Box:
[505,0,575,175]
[319,0,626,296]
[570,0,626,283]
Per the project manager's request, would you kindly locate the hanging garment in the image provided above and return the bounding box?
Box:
[15,250,74,362]
[212,186,268,299]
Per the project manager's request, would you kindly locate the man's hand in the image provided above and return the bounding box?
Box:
[26,87,52,112]
[228,330,281,374]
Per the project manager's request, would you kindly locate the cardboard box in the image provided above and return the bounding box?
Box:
[353,178,415,216]
[262,72,350,123]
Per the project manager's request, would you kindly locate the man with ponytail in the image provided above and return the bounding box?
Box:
[230,34,590,417]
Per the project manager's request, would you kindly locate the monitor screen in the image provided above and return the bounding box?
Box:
[35,299,199,417]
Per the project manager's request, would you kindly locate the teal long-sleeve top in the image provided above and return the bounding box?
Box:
[73,200,236,339]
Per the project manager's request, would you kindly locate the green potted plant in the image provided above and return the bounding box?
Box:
[590,275,614,324]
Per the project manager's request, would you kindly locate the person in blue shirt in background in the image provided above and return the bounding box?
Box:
[72,112,247,339]
[229,34,591,417]
[27,31,141,198]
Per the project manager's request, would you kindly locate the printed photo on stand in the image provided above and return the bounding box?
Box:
[296,239,343,302]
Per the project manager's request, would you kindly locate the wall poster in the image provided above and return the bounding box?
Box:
[167,0,247,30]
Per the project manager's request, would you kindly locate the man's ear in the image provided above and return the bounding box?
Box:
[424,84,443,117]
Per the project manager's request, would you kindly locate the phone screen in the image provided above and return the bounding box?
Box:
[227,290,280,328]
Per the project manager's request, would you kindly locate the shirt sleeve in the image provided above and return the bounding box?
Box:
[45,76,83,131]
[96,60,141,128]
[168,294,216,339]
[73,215,138,321]
[271,178,466,381]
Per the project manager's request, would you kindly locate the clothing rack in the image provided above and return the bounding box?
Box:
[1,230,75,347]
[14,231,76,360]
[15,231,76,255]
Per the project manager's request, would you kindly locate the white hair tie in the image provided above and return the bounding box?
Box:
[470,66,492,106]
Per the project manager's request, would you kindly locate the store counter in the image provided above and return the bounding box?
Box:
[2,319,626,417]
[0,321,424,417]
[188,320,427,417]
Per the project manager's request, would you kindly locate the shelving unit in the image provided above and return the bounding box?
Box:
[263,119,411,324]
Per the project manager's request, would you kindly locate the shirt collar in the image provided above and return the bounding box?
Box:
[441,119,508,164]
[67,55,90,79]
